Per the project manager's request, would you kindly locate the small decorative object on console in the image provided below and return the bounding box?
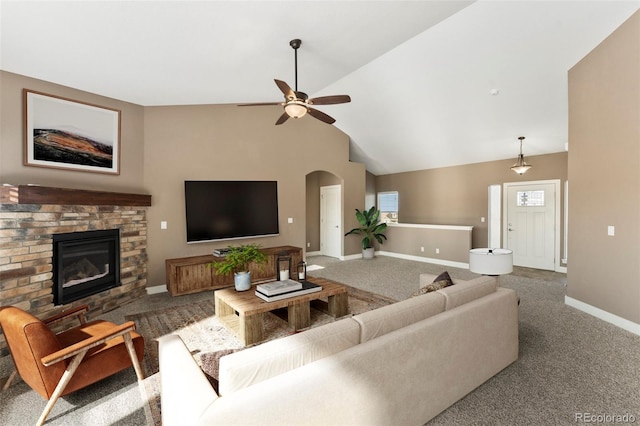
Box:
[213,248,232,257]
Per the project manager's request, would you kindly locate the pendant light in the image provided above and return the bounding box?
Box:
[510,136,532,175]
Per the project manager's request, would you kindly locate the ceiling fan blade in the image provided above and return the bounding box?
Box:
[237,102,282,107]
[275,112,290,125]
[308,108,336,125]
[274,79,295,100]
[308,95,351,105]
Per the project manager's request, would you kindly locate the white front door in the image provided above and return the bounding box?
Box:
[320,185,341,258]
[504,181,558,270]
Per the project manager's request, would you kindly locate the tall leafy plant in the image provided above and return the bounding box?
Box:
[345,206,388,250]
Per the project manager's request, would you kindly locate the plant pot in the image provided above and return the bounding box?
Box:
[234,271,251,291]
[362,247,375,259]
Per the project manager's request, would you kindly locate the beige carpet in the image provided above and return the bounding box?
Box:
[126,284,396,425]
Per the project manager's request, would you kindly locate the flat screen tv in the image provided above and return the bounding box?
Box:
[184,180,279,244]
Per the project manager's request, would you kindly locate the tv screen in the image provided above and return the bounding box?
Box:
[184,180,279,243]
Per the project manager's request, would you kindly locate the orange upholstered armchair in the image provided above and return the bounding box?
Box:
[0,304,144,426]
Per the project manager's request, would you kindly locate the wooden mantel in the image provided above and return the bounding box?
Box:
[0,185,152,206]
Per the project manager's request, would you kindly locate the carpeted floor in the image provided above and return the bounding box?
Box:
[0,276,395,426]
[0,255,638,425]
[126,282,396,425]
[308,256,640,425]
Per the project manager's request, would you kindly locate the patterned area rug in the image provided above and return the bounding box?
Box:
[126,284,396,425]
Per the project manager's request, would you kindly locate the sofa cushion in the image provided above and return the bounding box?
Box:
[411,271,454,297]
[437,275,498,310]
[353,291,446,343]
[218,316,360,396]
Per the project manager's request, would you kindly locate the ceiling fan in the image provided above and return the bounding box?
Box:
[239,39,351,125]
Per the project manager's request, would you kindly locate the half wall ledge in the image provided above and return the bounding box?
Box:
[0,185,152,206]
[380,223,473,265]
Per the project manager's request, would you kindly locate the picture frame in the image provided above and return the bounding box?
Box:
[24,89,121,175]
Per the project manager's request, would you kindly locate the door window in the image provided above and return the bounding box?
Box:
[516,190,545,207]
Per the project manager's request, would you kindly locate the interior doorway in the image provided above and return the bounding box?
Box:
[320,184,342,258]
[503,180,560,271]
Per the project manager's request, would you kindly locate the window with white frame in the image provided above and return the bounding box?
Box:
[378,191,399,223]
[516,190,545,207]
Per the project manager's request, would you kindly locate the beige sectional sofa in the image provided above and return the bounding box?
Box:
[159,274,519,426]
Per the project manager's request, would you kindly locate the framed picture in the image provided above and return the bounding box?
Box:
[24,89,121,174]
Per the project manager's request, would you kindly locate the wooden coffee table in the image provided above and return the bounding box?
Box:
[214,277,348,346]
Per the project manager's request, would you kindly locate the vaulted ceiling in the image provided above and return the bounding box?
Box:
[2,1,638,175]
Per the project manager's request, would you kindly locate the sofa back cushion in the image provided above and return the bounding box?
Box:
[218,316,360,396]
[353,291,446,343]
[437,276,498,310]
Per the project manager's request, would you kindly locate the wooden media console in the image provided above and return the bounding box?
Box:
[165,246,302,296]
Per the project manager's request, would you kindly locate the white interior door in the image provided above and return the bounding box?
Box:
[504,182,557,270]
[320,185,341,258]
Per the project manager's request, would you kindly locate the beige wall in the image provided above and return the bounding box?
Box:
[381,224,472,264]
[0,71,145,193]
[374,152,568,249]
[365,171,377,208]
[0,71,366,288]
[143,105,365,286]
[568,11,640,325]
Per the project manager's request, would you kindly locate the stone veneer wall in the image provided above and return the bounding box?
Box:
[0,203,149,356]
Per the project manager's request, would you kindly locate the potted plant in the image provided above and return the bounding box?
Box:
[210,244,267,291]
[344,206,388,259]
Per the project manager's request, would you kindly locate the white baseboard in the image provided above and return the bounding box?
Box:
[147,285,168,295]
[376,251,469,269]
[565,296,640,336]
[342,253,363,261]
[306,251,322,257]
[310,251,469,268]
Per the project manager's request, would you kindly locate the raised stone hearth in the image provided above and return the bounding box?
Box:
[0,185,151,356]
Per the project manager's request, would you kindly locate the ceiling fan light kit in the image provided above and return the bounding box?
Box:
[239,38,351,125]
[510,136,533,175]
[284,100,308,119]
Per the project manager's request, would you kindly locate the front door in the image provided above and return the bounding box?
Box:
[505,181,557,270]
[320,185,342,258]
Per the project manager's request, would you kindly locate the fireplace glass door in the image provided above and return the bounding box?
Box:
[53,229,120,305]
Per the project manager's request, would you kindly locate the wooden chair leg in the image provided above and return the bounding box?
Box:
[2,369,18,391]
[123,333,144,381]
[36,351,86,426]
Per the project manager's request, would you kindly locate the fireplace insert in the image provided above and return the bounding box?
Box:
[52,229,120,305]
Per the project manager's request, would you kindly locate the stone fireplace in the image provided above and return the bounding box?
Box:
[0,185,151,356]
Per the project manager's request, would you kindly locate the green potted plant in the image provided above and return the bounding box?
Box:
[210,244,267,291]
[344,206,388,259]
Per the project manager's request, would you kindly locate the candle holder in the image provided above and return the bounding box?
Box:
[276,251,292,281]
[297,260,307,282]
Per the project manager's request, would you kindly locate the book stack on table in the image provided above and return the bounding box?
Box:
[255,279,322,302]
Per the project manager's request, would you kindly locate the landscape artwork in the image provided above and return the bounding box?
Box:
[24,90,120,174]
